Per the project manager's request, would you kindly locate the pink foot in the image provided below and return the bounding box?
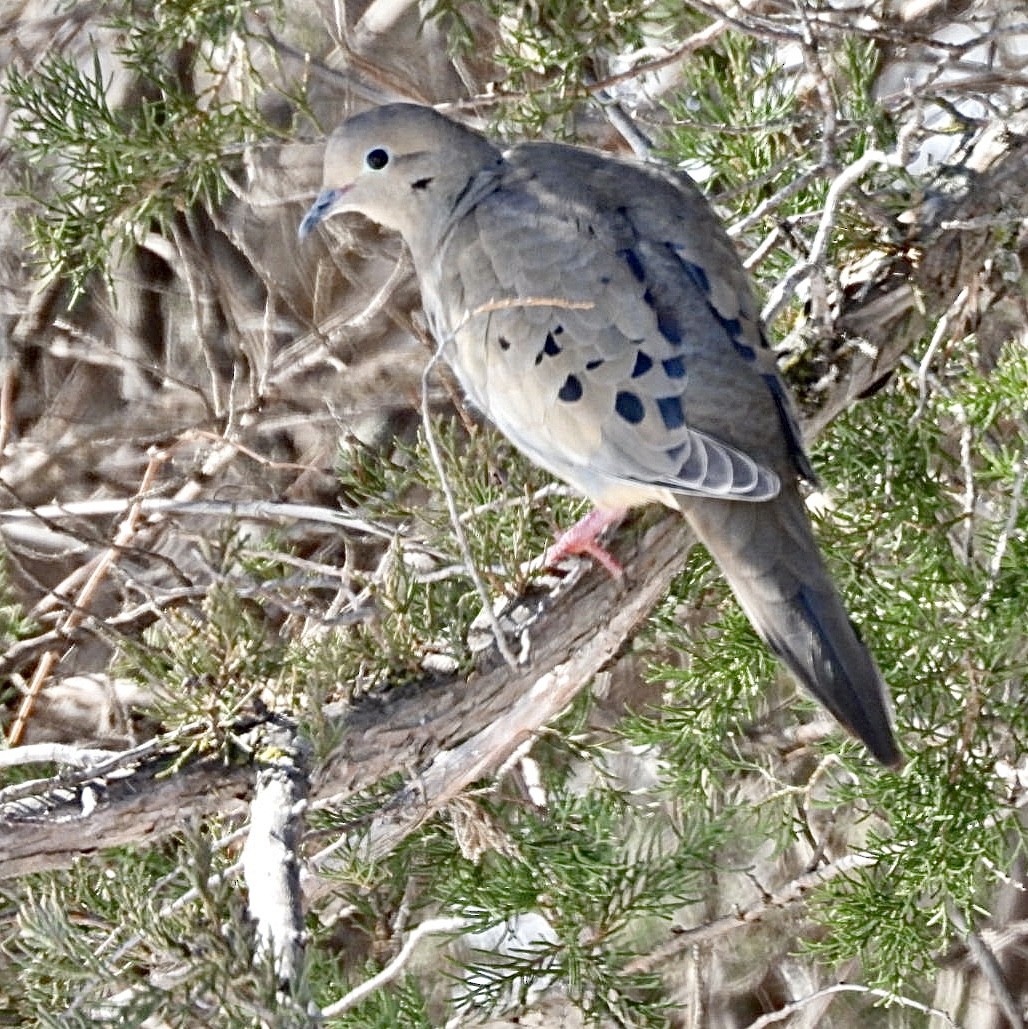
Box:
[545,507,627,578]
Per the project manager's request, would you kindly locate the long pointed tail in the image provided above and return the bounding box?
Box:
[679,489,902,767]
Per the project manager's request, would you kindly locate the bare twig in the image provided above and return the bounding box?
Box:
[420,338,520,669]
[625,853,876,974]
[7,448,168,746]
[948,904,1025,1029]
[742,982,963,1029]
[321,916,472,1016]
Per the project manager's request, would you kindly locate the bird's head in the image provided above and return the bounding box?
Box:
[298,103,501,246]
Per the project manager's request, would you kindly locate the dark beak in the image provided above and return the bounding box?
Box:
[298,187,346,240]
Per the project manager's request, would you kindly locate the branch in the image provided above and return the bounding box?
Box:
[806,132,1028,439]
[623,853,876,974]
[242,721,310,993]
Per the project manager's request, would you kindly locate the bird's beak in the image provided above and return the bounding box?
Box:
[298,186,348,240]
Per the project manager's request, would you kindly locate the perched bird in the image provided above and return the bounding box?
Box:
[300,103,902,766]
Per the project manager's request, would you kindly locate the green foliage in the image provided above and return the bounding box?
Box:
[835,35,891,148]
[332,415,583,683]
[429,0,696,134]
[340,416,581,580]
[95,414,574,763]
[432,789,708,935]
[0,562,37,750]
[121,580,284,746]
[0,829,316,1028]
[3,0,280,296]
[662,31,896,247]
[799,348,1028,987]
[622,345,1028,991]
[318,767,720,1026]
[630,559,780,801]
[662,31,803,205]
[0,559,35,656]
[811,745,1010,987]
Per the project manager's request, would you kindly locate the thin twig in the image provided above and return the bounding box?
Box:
[978,456,1026,610]
[415,295,595,670]
[624,853,876,974]
[321,916,472,1017]
[419,339,520,668]
[948,904,1025,1029]
[0,496,400,542]
[7,448,168,746]
[913,285,970,420]
[742,982,963,1029]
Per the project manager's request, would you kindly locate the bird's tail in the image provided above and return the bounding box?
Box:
[678,489,902,767]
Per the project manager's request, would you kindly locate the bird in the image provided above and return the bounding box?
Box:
[299,102,902,767]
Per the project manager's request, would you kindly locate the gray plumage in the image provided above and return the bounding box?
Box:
[300,103,902,766]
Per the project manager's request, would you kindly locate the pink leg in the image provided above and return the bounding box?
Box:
[545,507,628,577]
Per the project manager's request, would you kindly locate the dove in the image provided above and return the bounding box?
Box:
[300,103,902,767]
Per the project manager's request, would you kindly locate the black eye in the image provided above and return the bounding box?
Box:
[365,147,389,170]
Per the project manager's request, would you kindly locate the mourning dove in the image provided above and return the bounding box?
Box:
[300,103,902,767]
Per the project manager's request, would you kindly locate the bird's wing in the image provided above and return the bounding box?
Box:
[425,141,814,510]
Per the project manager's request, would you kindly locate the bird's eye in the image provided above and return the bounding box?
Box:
[365,148,390,170]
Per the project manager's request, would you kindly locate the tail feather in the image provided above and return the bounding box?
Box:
[678,489,902,767]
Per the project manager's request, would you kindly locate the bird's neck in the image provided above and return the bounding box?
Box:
[404,160,502,270]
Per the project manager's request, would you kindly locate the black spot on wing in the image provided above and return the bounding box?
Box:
[662,355,686,378]
[686,260,709,294]
[713,313,755,361]
[666,244,711,297]
[643,288,683,345]
[615,391,645,424]
[631,351,653,378]
[656,396,685,429]
[559,374,583,403]
[666,247,707,294]
[535,331,562,365]
[412,177,434,190]
[585,358,605,371]
[619,248,646,283]
[498,336,511,351]
[666,241,755,360]
[719,316,742,340]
